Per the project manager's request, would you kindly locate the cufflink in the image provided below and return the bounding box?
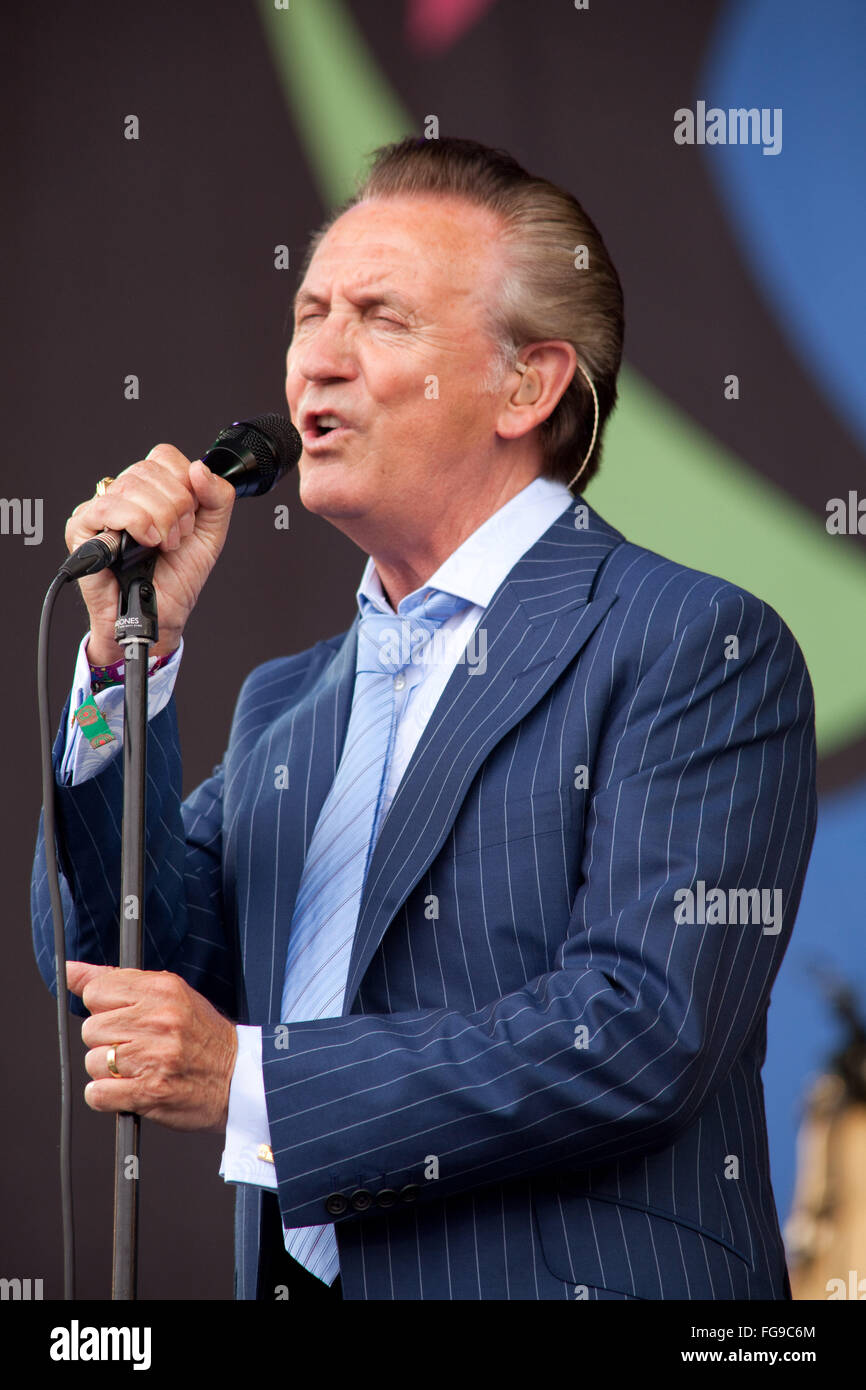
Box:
[257,1144,274,1164]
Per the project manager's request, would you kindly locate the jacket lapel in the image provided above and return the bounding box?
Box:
[341,504,623,1012]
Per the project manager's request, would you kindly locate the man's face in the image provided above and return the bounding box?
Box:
[284,194,515,541]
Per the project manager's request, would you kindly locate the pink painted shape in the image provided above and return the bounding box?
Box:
[406,0,500,54]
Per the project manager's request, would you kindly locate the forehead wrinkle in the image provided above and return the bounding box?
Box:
[295,255,416,309]
[296,282,418,315]
[312,216,497,292]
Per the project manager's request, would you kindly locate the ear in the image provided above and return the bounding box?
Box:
[494,341,578,442]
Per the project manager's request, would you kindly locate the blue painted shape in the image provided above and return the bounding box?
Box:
[702,0,866,448]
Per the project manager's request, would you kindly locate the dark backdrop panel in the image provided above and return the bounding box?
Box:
[4,0,356,1299]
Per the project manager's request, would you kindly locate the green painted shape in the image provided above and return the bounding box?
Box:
[257,0,410,207]
[257,0,866,754]
[588,367,866,751]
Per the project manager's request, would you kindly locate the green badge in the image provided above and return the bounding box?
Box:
[73,696,116,749]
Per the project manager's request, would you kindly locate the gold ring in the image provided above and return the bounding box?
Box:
[95,476,116,496]
[106,1044,121,1078]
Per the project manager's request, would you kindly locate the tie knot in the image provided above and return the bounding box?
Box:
[357,588,471,675]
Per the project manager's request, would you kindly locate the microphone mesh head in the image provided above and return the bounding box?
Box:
[238,414,303,485]
[207,414,302,495]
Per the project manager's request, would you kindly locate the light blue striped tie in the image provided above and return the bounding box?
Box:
[280,585,471,1284]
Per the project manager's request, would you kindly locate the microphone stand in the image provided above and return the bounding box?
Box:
[110,549,158,1301]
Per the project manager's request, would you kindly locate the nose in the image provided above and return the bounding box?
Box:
[289,310,358,385]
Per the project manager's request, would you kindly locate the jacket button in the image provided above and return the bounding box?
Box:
[350,1188,373,1212]
[325,1193,348,1216]
[376,1188,399,1208]
[399,1184,420,1203]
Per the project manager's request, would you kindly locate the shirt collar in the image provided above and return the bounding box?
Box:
[356,475,574,618]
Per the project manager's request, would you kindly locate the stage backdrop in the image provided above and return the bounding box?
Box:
[3,0,864,1298]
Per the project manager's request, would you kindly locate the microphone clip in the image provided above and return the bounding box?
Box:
[112,549,159,649]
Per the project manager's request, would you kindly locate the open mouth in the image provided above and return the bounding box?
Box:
[301,411,352,448]
[314,414,342,436]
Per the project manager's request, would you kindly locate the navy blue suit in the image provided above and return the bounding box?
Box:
[32,499,817,1299]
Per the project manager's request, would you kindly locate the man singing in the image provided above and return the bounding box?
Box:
[32,136,817,1300]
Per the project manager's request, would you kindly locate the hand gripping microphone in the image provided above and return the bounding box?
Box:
[59,413,302,581]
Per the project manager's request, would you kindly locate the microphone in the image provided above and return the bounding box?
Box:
[59,413,302,581]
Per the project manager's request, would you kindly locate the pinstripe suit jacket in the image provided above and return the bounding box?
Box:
[32,498,817,1300]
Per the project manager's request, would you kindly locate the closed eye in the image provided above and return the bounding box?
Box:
[296,310,403,326]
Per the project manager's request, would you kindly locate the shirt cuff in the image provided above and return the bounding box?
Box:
[219,1025,278,1190]
[60,633,184,786]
